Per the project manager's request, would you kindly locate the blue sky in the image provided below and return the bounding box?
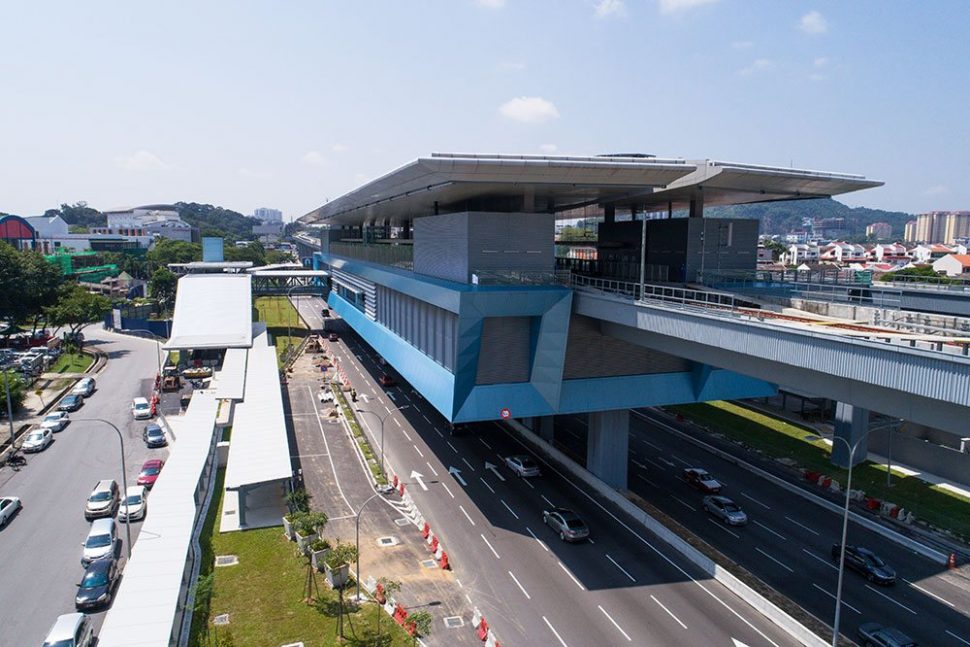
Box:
[2,1,967,220]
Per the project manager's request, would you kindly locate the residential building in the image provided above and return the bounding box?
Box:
[870,243,909,263]
[865,222,892,239]
[944,211,970,245]
[912,243,963,264]
[253,221,283,244]
[94,205,197,242]
[903,220,918,242]
[0,215,36,250]
[23,214,152,253]
[784,243,820,266]
[932,254,970,277]
[819,241,867,264]
[914,210,970,244]
[253,207,283,223]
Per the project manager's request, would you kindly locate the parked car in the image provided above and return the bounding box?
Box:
[703,495,748,526]
[543,507,590,542]
[71,377,96,397]
[58,394,84,412]
[0,496,22,528]
[40,411,70,432]
[118,485,147,521]
[131,397,152,420]
[682,467,723,493]
[831,544,896,585]
[75,555,119,611]
[22,428,53,453]
[505,454,541,478]
[378,374,395,387]
[142,424,167,448]
[136,459,165,488]
[81,518,117,566]
[84,479,119,521]
[857,622,918,647]
[328,332,339,341]
[41,612,95,647]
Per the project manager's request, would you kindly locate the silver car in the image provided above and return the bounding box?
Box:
[0,497,21,528]
[118,486,147,522]
[505,454,540,478]
[22,428,54,453]
[41,411,70,432]
[543,507,590,542]
[703,495,748,526]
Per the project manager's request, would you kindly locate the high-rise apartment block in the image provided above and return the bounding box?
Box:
[253,207,283,223]
[865,222,892,239]
[904,220,917,242]
[914,211,970,244]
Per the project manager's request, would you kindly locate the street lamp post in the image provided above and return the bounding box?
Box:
[286,284,306,354]
[126,329,165,380]
[76,418,132,559]
[355,491,382,601]
[355,405,409,481]
[3,371,15,447]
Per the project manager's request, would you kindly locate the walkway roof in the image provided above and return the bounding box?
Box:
[164,274,253,350]
[300,153,883,226]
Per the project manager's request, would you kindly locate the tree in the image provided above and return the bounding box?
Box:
[146,239,201,267]
[44,202,105,229]
[407,610,433,644]
[149,267,178,309]
[375,577,401,641]
[264,249,294,266]
[20,250,64,331]
[0,371,26,414]
[224,241,266,266]
[175,202,260,240]
[45,285,111,341]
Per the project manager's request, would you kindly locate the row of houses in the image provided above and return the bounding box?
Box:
[773,241,970,277]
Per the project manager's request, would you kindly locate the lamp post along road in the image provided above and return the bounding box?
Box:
[286,284,305,356]
[127,329,165,380]
[356,405,409,481]
[3,371,14,447]
[355,491,382,601]
[77,418,132,559]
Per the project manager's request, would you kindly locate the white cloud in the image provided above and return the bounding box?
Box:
[731,40,754,49]
[594,0,626,18]
[539,144,558,153]
[799,10,828,34]
[499,96,560,123]
[814,56,829,67]
[302,150,326,165]
[739,58,773,76]
[331,143,349,153]
[809,73,827,82]
[923,185,949,196]
[501,61,527,71]
[116,150,171,171]
[659,0,719,15]
[475,0,505,8]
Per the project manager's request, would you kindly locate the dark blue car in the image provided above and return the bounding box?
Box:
[142,423,167,448]
[832,544,896,585]
[75,555,119,610]
[57,394,84,412]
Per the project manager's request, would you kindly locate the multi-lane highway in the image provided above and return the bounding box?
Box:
[0,329,164,645]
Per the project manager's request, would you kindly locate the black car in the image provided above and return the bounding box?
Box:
[75,555,119,610]
[831,544,896,585]
[58,394,84,412]
[142,423,168,448]
[857,622,918,647]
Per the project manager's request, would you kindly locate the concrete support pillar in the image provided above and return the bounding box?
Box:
[668,201,673,219]
[604,204,616,224]
[587,410,629,489]
[236,487,247,528]
[536,415,554,442]
[401,219,412,240]
[832,402,869,468]
[630,204,638,221]
[689,193,704,218]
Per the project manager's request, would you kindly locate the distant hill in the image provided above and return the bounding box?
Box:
[707,198,914,239]
[174,202,259,241]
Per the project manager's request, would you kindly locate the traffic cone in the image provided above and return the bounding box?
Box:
[948,553,958,569]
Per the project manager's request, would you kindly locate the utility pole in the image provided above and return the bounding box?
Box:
[3,372,14,447]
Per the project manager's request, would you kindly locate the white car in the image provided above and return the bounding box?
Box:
[504,454,541,478]
[131,397,152,420]
[118,485,147,522]
[41,411,70,432]
[0,496,21,528]
[22,428,53,453]
[72,377,96,397]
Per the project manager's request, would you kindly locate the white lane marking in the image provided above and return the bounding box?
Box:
[542,616,568,647]
[521,477,535,489]
[903,578,955,607]
[741,491,771,510]
[598,605,632,642]
[462,457,474,470]
[412,443,424,457]
[784,515,820,536]
[864,584,916,614]
[557,561,585,591]
[755,547,794,573]
[541,494,555,508]
[388,393,396,402]
[651,594,687,629]
[401,428,413,441]
[643,457,667,470]
[946,630,970,646]
[370,387,377,395]
[501,499,520,519]
[425,461,439,477]
[640,438,662,451]
[481,534,500,559]
[707,518,741,539]
[508,571,531,599]
[671,495,697,511]
[410,470,428,491]
[446,441,458,453]
[434,427,443,437]
[401,393,411,402]
[455,578,462,588]
[636,473,661,488]
[752,520,787,541]
[811,583,860,614]
[394,418,402,428]
[465,593,473,606]
[305,386,354,515]
[802,548,839,572]
[526,526,549,552]
[479,478,495,494]
[459,504,475,525]
[605,554,636,582]
[671,455,690,466]
[384,405,391,414]
[631,459,648,470]
[441,482,455,499]
[422,414,431,424]
[588,538,596,544]
[658,456,676,467]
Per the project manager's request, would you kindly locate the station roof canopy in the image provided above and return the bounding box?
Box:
[164,274,253,350]
[300,153,883,226]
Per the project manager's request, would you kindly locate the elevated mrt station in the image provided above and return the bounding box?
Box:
[301,153,884,486]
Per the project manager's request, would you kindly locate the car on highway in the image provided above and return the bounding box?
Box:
[40,411,70,432]
[118,485,147,522]
[142,424,167,448]
[703,495,748,526]
[831,544,896,585]
[75,555,119,611]
[0,496,22,528]
[136,459,165,488]
[682,467,722,493]
[22,428,54,453]
[378,374,395,387]
[84,479,119,520]
[41,612,95,647]
[328,332,339,341]
[857,622,917,647]
[543,507,590,542]
[504,454,541,478]
[58,394,84,412]
[71,377,96,397]
[81,518,117,566]
[131,396,152,420]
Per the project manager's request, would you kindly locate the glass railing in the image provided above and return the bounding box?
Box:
[328,242,413,270]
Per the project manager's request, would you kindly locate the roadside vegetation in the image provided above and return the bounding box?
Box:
[333,386,388,486]
[253,296,307,366]
[49,351,93,374]
[668,401,970,540]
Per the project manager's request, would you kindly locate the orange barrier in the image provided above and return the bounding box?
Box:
[948,553,958,569]
[439,550,450,570]
[421,522,430,538]
[477,618,489,641]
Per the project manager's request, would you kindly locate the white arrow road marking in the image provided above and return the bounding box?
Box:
[410,470,428,491]
[732,640,751,647]
[448,466,467,486]
[484,461,506,481]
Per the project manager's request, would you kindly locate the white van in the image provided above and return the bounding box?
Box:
[81,518,116,566]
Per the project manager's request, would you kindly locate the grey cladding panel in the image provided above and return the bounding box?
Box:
[375,285,457,371]
[475,316,532,385]
[413,213,469,283]
[563,314,689,379]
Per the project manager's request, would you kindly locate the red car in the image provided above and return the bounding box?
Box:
[682,467,722,494]
[379,374,395,387]
[137,459,165,488]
